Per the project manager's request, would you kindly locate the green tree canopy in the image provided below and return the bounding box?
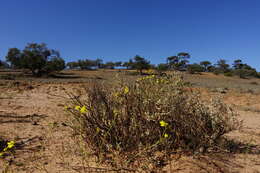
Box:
[200,61,212,72]
[167,52,190,70]
[233,59,243,70]
[6,48,22,68]
[187,63,204,74]
[6,43,65,76]
[216,59,230,73]
[132,55,150,74]
[66,61,79,69]
[0,60,9,69]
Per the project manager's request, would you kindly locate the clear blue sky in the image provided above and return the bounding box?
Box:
[1,0,260,70]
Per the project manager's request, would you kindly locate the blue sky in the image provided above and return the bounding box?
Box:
[1,0,260,70]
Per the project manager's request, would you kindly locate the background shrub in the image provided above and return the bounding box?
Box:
[44,57,65,73]
[224,71,233,77]
[233,69,258,79]
[66,72,240,169]
[187,63,204,74]
[156,63,169,75]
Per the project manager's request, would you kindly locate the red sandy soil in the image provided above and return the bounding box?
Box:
[0,79,259,172]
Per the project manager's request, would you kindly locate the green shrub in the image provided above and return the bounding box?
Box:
[257,72,260,78]
[44,57,65,73]
[156,63,168,75]
[224,72,233,77]
[233,69,258,78]
[125,71,140,76]
[213,68,222,75]
[65,73,240,169]
[187,63,204,74]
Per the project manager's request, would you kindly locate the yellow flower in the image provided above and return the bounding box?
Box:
[2,141,15,153]
[75,105,81,111]
[124,86,129,94]
[164,133,169,138]
[64,106,69,110]
[7,141,15,149]
[159,120,168,127]
[0,153,3,157]
[80,106,88,114]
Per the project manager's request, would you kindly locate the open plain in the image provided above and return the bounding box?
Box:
[0,70,260,173]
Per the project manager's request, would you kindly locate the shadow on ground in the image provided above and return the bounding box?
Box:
[0,113,47,124]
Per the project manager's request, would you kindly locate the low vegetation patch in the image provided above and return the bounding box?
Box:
[65,72,240,170]
[0,138,15,157]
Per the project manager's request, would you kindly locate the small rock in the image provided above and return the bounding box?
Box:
[32,121,38,125]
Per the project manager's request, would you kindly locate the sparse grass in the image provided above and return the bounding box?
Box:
[238,106,260,113]
[221,138,259,154]
[1,69,260,94]
[249,81,258,85]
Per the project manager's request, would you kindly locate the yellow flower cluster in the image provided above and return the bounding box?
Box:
[136,75,155,82]
[124,86,129,94]
[74,105,88,113]
[164,133,169,138]
[155,78,170,84]
[75,105,81,111]
[0,141,15,157]
[136,74,170,85]
[160,121,170,138]
[113,87,130,98]
[159,120,168,127]
[145,69,156,74]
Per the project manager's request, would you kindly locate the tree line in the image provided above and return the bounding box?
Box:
[1,42,259,78]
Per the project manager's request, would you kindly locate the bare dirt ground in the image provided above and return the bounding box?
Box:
[0,70,260,172]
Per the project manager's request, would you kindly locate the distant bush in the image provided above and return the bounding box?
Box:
[232,60,258,78]
[0,61,9,69]
[45,57,65,74]
[233,69,258,79]
[216,59,230,73]
[65,72,240,170]
[224,72,233,77]
[187,63,204,74]
[213,68,222,75]
[258,72,260,78]
[207,65,216,72]
[156,63,168,75]
[125,71,140,76]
